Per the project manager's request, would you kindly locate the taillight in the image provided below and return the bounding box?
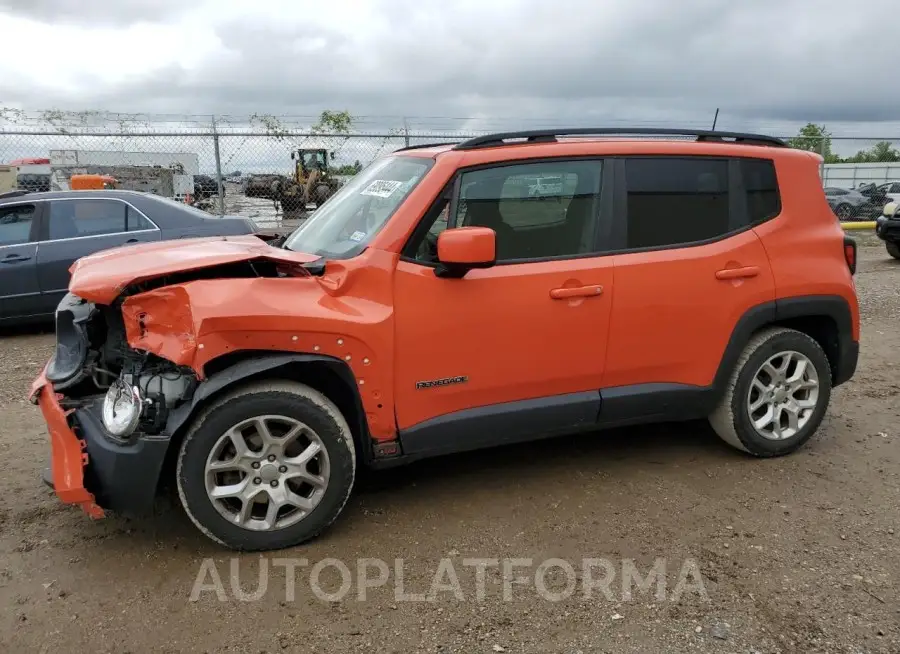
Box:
[843,236,857,275]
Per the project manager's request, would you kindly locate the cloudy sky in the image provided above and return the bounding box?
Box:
[0,0,898,153]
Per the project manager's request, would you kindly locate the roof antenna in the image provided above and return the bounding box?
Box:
[711,108,720,130]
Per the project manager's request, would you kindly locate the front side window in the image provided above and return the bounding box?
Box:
[453,160,603,261]
[283,155,433,259]
[0,204,35,246]
[49,200,126,239]
[623,157,729,249]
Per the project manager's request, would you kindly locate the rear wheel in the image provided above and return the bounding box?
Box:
[709,327,832,457]
[886,241,900,260]
[176,381,356,551]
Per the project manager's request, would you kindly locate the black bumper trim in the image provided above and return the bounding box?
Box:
[834,339,859,387]
[73,405,171,514]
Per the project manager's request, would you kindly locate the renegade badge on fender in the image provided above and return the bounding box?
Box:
[31,128,860,551]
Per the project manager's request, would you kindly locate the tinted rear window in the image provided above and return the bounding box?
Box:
[624,157,729,249]
[741,159,780,223]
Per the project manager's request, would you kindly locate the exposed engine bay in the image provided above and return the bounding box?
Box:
[46,292,198,440]
[44,258,299,441]
[41,235,331,443]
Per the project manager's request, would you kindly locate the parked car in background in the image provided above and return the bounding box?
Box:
[193,174,220,199]
[874,181,900,205]
[0,190,259,324]
[243,173,289,198]
[876,201,900,260]
[854,182,897,208]
[824,186,882,220]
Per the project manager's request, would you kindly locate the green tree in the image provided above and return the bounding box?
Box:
[839,141,900,164]
[787,123,839,162]
[311,110,353,134]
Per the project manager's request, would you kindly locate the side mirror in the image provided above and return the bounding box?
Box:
[884,202,898,218]
[435,227,496,279]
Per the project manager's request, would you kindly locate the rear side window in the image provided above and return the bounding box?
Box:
[49,200,127,239]
[127,206,155,231]
[742,159,780,223]
[0,204,35,246]
[624,158,728,249]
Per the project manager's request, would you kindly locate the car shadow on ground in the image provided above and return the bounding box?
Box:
[0,321,54,338]
[353,419,735,499]
[86,419,737,553]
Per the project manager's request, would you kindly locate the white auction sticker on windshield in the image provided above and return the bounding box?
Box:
[349,230,366,242]
[361,179,404,198]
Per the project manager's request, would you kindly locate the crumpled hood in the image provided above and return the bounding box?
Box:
[68,234,320,304]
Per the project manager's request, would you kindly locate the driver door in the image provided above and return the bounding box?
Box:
[392,158,615,456]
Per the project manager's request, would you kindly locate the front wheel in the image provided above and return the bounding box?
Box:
[834,203,854,221]
[176,381,356,551]
[708,327,832,457]
[886,241,900,260]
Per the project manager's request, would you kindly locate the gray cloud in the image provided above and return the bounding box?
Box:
[2,0,900,137]
[0,0,191,26]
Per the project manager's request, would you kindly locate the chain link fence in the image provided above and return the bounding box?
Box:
[1,111,898,226]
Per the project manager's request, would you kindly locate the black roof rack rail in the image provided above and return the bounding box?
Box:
[453,128,787,151]
[394,141,460,152]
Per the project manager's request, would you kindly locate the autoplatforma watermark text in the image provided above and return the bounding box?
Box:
[189,556,708,603]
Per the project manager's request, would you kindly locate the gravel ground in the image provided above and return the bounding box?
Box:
[0,238,898,654]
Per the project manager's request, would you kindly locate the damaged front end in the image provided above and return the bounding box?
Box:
[31,236,321,517]
[32,291,200,517]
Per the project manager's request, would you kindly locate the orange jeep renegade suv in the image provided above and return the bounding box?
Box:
[30,128,860,551]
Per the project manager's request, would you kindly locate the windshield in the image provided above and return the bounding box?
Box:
[282,155,433,258]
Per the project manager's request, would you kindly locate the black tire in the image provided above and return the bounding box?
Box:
[834,203,853,221]
[313,184,331,204]
[708,327,832,457]
[886,241,900,260]
[176,381,356,551]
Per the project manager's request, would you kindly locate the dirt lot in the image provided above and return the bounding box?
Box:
[0,239,898,654]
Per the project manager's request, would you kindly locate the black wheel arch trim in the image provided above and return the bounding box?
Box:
[164,353,374,463]
[713,295,857,392]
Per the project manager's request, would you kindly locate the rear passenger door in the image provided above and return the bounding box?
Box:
[602,156,778,395]
[35,198,160,310]
[0,202,44,321]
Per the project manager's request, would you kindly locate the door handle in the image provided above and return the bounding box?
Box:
[550,284,604,299]
[1,255,30,264]
[124,238,139,244]
[715,266,759,280]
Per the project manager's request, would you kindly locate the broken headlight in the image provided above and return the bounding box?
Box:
[101,377,144,438]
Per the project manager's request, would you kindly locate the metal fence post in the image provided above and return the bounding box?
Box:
[819,138,826,182]
[211,115,225,216]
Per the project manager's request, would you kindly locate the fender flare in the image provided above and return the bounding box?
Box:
[164,353,373,461]
[712,295,857,395]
